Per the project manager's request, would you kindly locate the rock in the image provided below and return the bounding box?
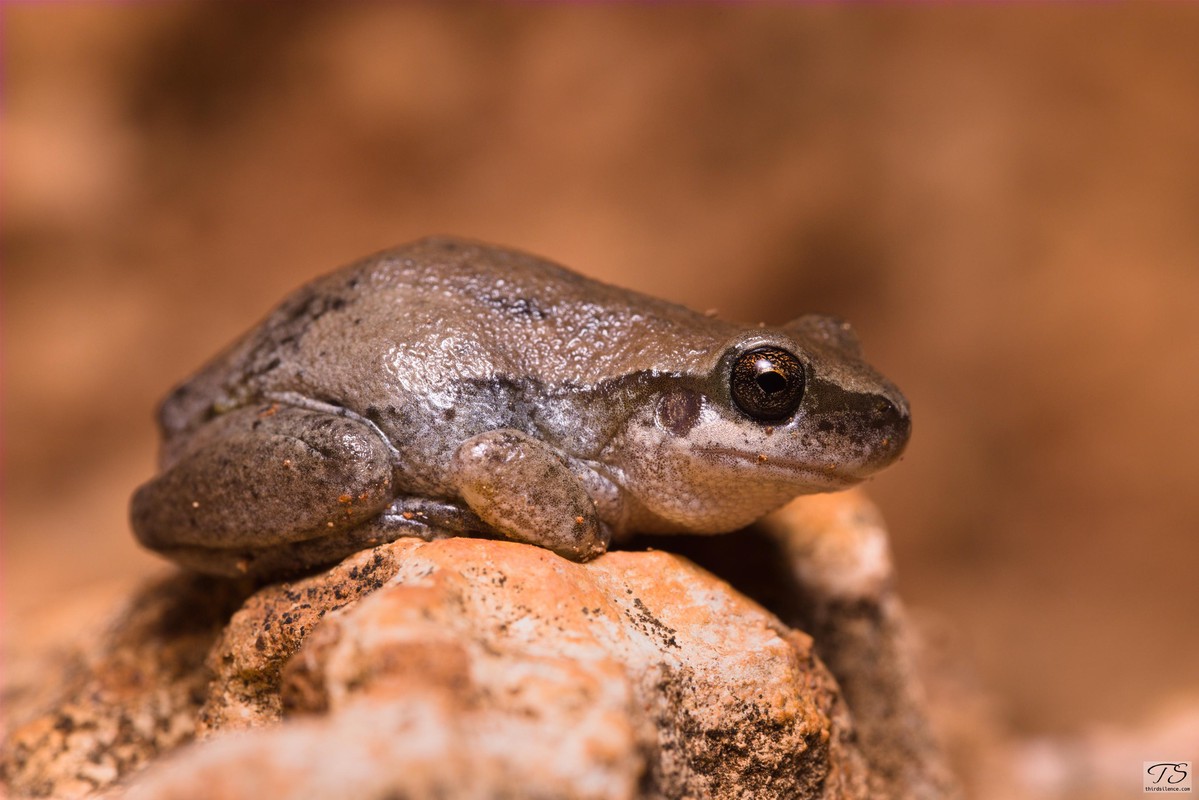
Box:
[133,538,869,799]
[197,544,406,735]
[763,492,961,800]
[3,493,956,799]
[640,490,960,800]
[1,575,254,799]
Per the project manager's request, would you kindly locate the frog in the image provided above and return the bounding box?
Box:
[130,236,911,578]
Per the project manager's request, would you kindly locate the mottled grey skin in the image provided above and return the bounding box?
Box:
[131,237,910,578]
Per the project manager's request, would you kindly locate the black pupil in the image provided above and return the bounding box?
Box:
[756,368,788,394]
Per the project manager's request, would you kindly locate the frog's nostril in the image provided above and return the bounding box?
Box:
[870,394,911,457]
[888,401,912,449]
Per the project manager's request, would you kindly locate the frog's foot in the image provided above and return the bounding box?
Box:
[145,523,403,579]
[451,429,613,561]
[152,498,497,578]
[370,497,491,541]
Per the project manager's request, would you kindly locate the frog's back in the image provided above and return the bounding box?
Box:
[158,237,736,449]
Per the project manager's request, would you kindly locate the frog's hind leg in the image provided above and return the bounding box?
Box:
[131,404,397,577]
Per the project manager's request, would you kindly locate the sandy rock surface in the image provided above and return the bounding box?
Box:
[131,539,869,800]
[3,493,954,799]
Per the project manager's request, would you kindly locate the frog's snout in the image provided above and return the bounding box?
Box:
[865,390,911,471]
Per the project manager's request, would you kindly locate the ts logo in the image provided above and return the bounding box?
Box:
[1144,761,1192,792]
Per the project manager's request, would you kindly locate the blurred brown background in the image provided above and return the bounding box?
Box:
[3,0,1197,757]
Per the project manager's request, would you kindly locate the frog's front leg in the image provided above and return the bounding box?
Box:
[451,429,615,561]
[130,404,396,576]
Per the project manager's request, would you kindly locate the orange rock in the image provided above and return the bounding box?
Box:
[3,494,957,799]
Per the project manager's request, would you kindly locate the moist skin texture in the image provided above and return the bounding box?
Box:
[131,237,910,577]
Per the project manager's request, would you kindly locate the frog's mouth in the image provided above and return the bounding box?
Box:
[690,445,864,490]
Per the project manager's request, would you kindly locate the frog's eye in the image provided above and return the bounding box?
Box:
[730,347,806,422]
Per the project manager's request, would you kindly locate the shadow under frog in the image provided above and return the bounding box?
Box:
[131,237,910,578]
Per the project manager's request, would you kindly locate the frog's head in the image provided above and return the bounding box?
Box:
[608,314,910,534]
